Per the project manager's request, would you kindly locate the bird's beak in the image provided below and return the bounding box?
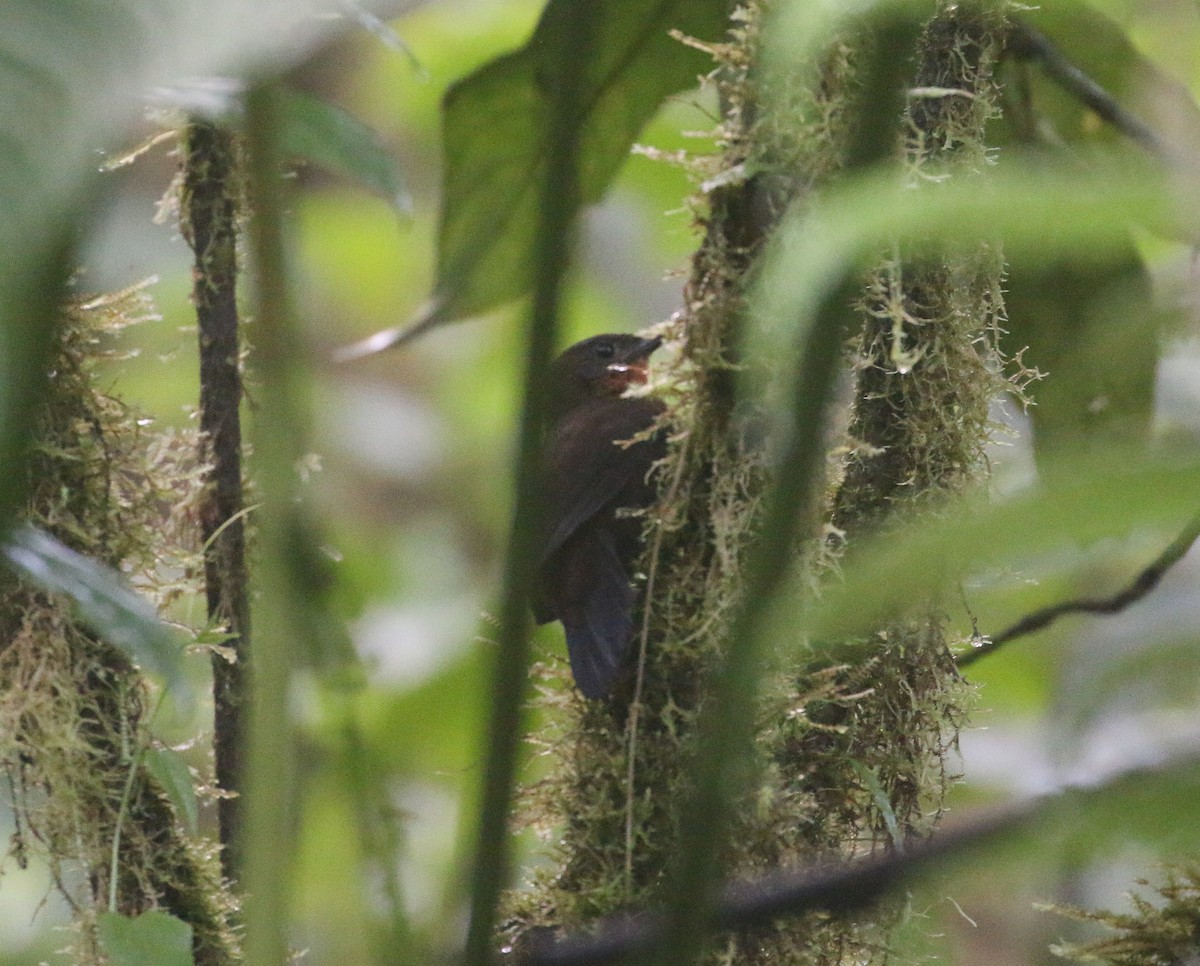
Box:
[630,335,663,360]
[608,336,662,386]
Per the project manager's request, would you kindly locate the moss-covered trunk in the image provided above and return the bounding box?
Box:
[510,2,1011,962]
[0,294,240,965]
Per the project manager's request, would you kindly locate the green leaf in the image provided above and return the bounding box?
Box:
[1002,1,1200,152]
[921,755,1200,895]
[96,910,194,966]
[431,0,729,325]
[1,524,185,694]
[278,88,409,212]
[145,746,200,835]
[751,155,1174,394]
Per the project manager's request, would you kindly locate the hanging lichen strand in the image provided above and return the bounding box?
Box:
[0,291,239,966]
[506,2,1011,961]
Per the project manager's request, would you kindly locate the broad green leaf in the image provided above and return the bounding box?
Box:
[989,3,1200,465]
[145,746,200,835]
[1,524,185,693]
[431,0,729,325]
[97,910,194,966]
[769,0,936,74]
[1002,1,1200,153]
[1058,752,1200,860]
[749,157,1189,657]
[150,82,409,212]
[278,88,410,212]
[752,155,1174,385]
[919,755,1200,894]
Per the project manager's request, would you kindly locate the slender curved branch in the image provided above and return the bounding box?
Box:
[1007,19,1167,157]
[958,514,1200,668]
[527,803,1029,965]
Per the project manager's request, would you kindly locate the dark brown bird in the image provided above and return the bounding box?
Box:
[533,333,666,699]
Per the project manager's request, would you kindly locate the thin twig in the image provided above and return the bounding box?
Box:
[958,514,1200,668]
[1008,19,1167,157]
[624,430,691,893]
[181,119,250,882]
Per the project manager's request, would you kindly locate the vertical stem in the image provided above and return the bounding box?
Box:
[242,81,302,966]
[461,7,598,964]
[181,120,250,882]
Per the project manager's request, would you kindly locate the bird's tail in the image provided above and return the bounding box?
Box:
[563,528,635,699]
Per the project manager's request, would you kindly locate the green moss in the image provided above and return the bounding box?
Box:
[0,287,240,964]
[1051,866,1200,964]
[508,4,1014,962]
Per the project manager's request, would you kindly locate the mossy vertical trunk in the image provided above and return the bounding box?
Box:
[0,295,240,965]
[510,3,1010,962]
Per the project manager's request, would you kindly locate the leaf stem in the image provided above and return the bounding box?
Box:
[241,80,303,966]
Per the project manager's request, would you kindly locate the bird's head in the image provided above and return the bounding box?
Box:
[548,333,662,416]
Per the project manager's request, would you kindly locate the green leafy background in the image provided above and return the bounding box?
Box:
[3,0,1200,963]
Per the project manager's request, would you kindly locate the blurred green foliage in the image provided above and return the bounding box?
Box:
[2,0,1200,964]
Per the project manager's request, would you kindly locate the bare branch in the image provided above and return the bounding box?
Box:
[522,804,1025,965]
[1007,19,1167,157]
[958,514,1200,668]
[181,119,249,882]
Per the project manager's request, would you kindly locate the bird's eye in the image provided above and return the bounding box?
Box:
[595,342,615,360]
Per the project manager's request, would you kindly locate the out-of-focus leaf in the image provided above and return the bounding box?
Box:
[1000,1,1200,154]
[151,80,411,216]
[430,0,729,325]
[750,153,1192,653]
[279,88,409,212]
[1003,242,1164,467]
[0,0,378,523]
[753,154,1174,389]
[1,524,185,693]
[1058,751,1200,858]
[145,746,200,835]
[927,755,1200,894]
[358,647,488,776]
[96,910,194,966]
[794,451,1200,649]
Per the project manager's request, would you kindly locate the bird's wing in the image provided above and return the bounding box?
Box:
[537,397,666,564]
